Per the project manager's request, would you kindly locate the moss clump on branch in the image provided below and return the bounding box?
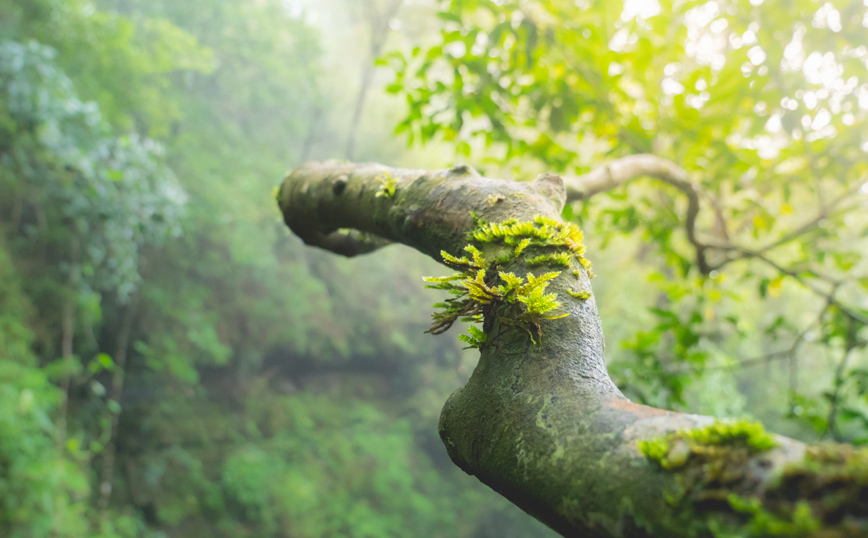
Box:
[715,444,868,536]
[757,444,868,535]
[638,419,778,470]
[470,215,591,273]
[567,289,592,300]
[635,422,868,536]
[635,420,786,536]
[423,215,592,348]
[526,252,572,267]
[725,495,820,537]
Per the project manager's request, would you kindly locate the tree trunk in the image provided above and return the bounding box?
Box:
[344,0,402,161]
[57,236,80,450]
[98,299,137,515]
[56,298,75,449]
[277,161,868,537]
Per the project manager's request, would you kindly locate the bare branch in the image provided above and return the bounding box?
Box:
[709,176,868,270]
[564,154,709,273]
[564,155,868,301]
[564,154,693,203]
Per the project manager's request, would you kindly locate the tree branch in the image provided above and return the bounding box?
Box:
[713,246,868,327]
[825,318,860,442]
[278,161,868,538]
[563,154,709,274]
[708,176,868,272]
[563,156,868,289]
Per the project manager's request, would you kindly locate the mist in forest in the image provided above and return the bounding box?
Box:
[2,0,868,536]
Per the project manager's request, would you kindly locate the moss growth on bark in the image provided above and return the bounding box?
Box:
[758,444,868,536]
[566,289,592,300]
[638,423,868,536]
[639,419,778,470]
[423,215,592,347]
[636,420,781,536]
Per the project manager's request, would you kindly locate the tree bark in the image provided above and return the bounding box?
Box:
[277,160,868,538]
[98,299,137,515]
[57,236,80,450]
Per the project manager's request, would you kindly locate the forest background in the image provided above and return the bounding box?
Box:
[1,0,867,537]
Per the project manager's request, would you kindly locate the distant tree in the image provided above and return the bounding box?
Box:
[0,36,190,536]
[344,0,404,160]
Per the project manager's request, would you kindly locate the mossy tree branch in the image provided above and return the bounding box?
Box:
[277,161,868,538]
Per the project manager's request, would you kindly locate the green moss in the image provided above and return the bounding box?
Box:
[634,422,868,536]
[726,495,820,536]
[526,252,572,267]
[638,419,778,470]
[685,420,778,452]
[375,170,397,199]
[423,214,591,347]
[761,444,868,533]
[637,419,779,530]
[566,289,591,300]
[470,215,589,271]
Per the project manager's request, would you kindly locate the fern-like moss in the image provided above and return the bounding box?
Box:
[423,214,593,348]
[375,170,397,198]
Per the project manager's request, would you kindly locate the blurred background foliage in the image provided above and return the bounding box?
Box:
[0,0,866,537]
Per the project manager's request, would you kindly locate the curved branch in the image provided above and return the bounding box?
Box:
[278,161,868,538]
[563,154,709,274]
[278,161,567,260]
[714,246,868,326]
[709,175,868,271]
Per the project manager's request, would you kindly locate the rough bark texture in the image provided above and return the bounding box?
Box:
[278,161,868,538]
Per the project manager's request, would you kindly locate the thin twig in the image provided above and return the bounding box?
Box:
[564,154,708,273]
[825,318,859,442]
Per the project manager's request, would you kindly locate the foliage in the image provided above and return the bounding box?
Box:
[0,39,187,300]
[388,0,868,443]
[0,244,84,537]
